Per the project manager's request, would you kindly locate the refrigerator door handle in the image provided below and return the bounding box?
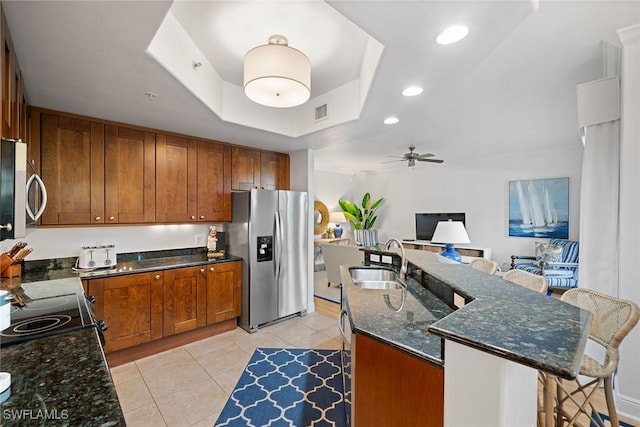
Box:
[274,210,282,282]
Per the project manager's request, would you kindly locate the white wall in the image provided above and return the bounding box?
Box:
[314,169,357,239]
[616,22,640,421]
[316,144,583,269]
[0,223,215,260]
[290,149,315,314]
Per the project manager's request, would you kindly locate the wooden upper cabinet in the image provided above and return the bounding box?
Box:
[40,114,105,225]
[206,261,242,324]
[260,151,289,191]
[156,134,197,222]
[231,147,261,190]
[1,7,26,141]
[105,125,155,224]
[197,141,231,222]
[163,266,207,336]
[232,147,289,191]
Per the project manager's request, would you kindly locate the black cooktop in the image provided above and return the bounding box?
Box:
[0,292,95,346]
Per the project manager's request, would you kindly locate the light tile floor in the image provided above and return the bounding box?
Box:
[110,312,341,427]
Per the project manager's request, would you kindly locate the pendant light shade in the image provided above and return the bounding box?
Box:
[243,35,311,108]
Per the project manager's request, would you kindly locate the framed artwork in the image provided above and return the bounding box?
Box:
[508,177,569,238]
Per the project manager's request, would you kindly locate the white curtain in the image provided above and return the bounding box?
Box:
[577,42,621,296]
[578,120,620,296]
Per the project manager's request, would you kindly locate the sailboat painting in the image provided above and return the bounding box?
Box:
[509,177,569,238]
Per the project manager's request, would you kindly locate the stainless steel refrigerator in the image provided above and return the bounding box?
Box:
[228,189,308,332]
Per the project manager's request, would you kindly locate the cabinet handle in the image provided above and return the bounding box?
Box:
[199,215,205,220]
[210,267,215,272]
[338,308,351,345]
[191,215,196,220]
[200,268,205,274]
[108,216,115,221]
[154,274,161,280]
[94,216,101,221]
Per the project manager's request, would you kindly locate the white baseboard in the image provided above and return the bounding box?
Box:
[616,391,640,423]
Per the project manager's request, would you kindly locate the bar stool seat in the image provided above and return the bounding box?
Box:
[552,288,639,427]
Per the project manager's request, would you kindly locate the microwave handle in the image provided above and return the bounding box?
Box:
[26,174,48,221]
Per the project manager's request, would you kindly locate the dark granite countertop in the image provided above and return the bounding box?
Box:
[341,265,452,366]
[0,328,124,426]
[0,277,124,426]
[340,249,592,380]
[1,247,243,287]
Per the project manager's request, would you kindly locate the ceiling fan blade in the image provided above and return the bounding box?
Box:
[382,159,406,164]
[387,155,406,159]
[417,158,444,163]
[417,153,435,159]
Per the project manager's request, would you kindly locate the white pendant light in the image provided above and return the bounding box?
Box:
[243,35,311,108]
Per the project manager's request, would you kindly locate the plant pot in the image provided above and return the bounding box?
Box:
[354,229,379,247]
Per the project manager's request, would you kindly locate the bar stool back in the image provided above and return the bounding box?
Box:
[555,288,639,427]
[503,269,549,294]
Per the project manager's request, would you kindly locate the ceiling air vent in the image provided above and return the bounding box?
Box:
[315,104,328,122]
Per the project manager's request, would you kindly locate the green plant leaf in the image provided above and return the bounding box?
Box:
[362,193,371,210]
[370,198,384,211]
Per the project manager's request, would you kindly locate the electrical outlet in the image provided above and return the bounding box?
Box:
[195,234,205,246]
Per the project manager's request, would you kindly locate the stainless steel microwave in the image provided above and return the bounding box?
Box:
[0,138,47,241]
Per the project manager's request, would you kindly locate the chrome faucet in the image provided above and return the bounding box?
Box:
[384,238,406,280]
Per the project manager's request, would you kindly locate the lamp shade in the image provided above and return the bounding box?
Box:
[329,211,347,224]
[431,220,470,244]
[244,35,310,108]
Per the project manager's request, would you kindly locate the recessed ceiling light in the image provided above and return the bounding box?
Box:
[436,25,469,45]
[384,117,399,125]
[402,86,423,97]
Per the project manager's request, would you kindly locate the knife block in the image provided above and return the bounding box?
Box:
[0,253,20,278]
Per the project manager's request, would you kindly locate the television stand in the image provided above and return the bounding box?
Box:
[402,240,492,263]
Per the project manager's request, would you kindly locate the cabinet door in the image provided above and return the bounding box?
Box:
[88,272,163,353]
[231,147,261,191]
[206,261,242,324]
[156,134,197,222]
[163,266,207,336]
[197,141,231,222]
[260,151,289,190]
[40,114,105,225]
[105,125,155,223]
[353,333,444,426]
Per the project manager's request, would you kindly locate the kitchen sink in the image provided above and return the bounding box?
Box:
[349,267,406,290]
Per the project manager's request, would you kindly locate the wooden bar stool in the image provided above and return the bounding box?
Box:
[553,288,639,427]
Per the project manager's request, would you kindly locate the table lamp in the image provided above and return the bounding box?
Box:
[430,220,470,263]
[329,211,347,238]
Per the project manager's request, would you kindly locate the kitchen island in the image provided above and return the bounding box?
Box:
[340,248,592,427]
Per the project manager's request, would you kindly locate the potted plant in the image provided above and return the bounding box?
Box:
[339,193,384,246]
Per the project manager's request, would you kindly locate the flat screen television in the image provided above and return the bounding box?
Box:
[415,213,466,241]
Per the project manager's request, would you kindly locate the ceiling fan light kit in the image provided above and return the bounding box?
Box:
[243,35,311,108]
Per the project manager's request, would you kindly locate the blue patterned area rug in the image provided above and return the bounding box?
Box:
[215,348,346,427]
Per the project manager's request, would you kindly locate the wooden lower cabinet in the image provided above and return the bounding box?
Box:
[87,272,163,353]
[163,266,207,336]
[352,333,444,427]
[86,261,243,356]
[205,261,242,324]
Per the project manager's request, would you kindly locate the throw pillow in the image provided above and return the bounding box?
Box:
[535,242,563,269]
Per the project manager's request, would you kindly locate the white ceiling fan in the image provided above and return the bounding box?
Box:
[383,145,444,167]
